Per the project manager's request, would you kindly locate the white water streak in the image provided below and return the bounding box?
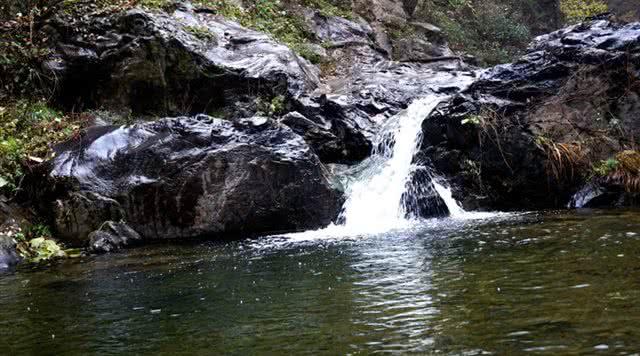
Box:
[280,95,500,240]
[338,96,443,232]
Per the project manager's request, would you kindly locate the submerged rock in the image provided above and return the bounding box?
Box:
[0,202,22,269]
[89,221,142,253]
[422,20,640,210]
[0,235,19,270]
[30,115,342,245]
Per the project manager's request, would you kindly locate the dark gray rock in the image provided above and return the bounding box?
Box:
[293,67,476,163]
[394,22,455,62]
[89,221,142,253]
[421,20,640,210]
[0,235,18,270]
[47,6,320,116]
[0,202,22,269]
[31,115,342,245]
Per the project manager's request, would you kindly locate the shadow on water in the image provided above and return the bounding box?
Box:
[1,210,640,354]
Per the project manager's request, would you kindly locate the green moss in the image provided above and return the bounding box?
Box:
[256,95,287,116]
[194,0,328,62]
[296,44,322,64]
[299,0,353,19]
[184,25,217,41]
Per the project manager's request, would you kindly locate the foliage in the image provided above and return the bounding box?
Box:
[0,101,87,193]
[257,95,287,116]
[299,0,352,18]
[191,0,325,62]
[0,2,59,100]
[560,0,608,23]
[461,115,482,126]
[417,0,537,65]
[9,221,67,263]
[296,44,322,64]
[24,237,66,263]
[593,158,619,177]
[269,95,286,115]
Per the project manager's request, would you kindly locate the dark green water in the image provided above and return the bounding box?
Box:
[1,210,640,355]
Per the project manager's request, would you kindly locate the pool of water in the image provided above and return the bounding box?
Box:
[1,210,640,355]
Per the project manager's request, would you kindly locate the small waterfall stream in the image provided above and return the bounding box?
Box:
[285,94,499,239]
[338,95,463,233]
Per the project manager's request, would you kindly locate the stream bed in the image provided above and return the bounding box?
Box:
[1,210,640,354]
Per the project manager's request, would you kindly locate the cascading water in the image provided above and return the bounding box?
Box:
[284,94,493,240]
[335,94,466,234]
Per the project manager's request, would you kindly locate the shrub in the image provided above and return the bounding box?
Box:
[560,0,608,23]
[593,158,619,177]
[0,101,87,193]
[417,0,533,66]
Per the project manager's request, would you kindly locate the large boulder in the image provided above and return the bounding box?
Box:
[29,116,342,245]
[421,20,640,210]
[45,3,320,116]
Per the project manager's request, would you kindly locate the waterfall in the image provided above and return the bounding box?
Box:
[336,95,465,233]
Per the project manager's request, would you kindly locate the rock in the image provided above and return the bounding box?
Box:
[421,20,640,210]
[351,0,456,61]
[607,0,640,21]
[89,221,142,253]
[290,4,473,163]
[394,22,455,62]
[29,115,342,245]
[47,6,320,116]
[0,235,19,270]
[293,66,477,163]
[569,180,639,208]
[0,201,22,269]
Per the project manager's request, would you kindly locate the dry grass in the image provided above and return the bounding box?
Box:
[606,150,640,192]
[535,138,587,182]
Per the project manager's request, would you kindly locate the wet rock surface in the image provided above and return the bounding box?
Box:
[89,221,142,253]
[290,9,475,162]
[47,4,320,116]
[0,202,22,269]
[421,20,640,210]
[30,116,342,245]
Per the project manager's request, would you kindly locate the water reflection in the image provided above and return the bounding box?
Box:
[0,211,639,354]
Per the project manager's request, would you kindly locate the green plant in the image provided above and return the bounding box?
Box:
[416,0,535,65]
[560,0,608,23]
[0,100,87,194]
[461,115,482,126]
[296,44,322,64]
[269,95,286,115]
[593,158,619,177]
[300,0,352,18]
[26,237,66,263]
